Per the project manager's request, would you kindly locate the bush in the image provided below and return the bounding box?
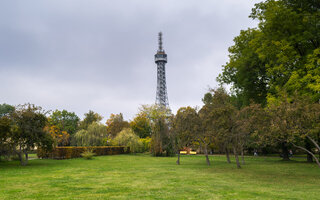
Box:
[81,149,95,159]
[37,146,129,159]
[139,137,151,152]
[73,123,107,146]
[113,128,144,153]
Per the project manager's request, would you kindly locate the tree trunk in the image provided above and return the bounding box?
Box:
[318,133,320,160]
[17,146,26,166]
[281,142,290,161]
[25,152,28,165]
[225,147,231,163]
[241,147,245,165]
[233,146,241,169]
[204,144,210,166]
[176,151,180,165]
[305,139,313,162]
[18,152,27,166]
[292,143,320,168]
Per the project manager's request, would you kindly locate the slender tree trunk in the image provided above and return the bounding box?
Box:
[281,142,290,161]
[319,136,320,160]
[25,152,28,165]
[176,151,180,165]
[305,139,313,162]
[292,143,320,168]
[18,152,27,166]
[233,146,241,169]
[17,146,26,166]
[318,133,320,160]
[241,147,245,165]
[225,147,231,163]
[204,144,210,166]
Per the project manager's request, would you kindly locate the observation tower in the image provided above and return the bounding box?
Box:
[155,32,169,108]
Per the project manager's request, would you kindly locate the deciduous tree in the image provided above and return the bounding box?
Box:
[106,113,130,137]
[10,104,53,165]
[79,110,103,130]
[48,109,80,136]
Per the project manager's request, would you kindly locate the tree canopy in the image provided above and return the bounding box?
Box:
[218,0,320,105]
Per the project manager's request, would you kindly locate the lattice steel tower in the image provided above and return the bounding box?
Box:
[155,32,169,108]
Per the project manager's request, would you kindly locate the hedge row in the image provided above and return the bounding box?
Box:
[37,146,130,159]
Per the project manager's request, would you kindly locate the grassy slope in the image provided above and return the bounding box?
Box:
[0,154,319,200]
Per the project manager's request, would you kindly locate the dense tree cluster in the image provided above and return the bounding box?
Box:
[172,88,320,168]
[209,0,320,168]
[218,0,320,106]
[0,103,53,165]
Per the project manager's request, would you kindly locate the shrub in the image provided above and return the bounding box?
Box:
[139,137,151,152]
[37,146,129,159]
[113,128,143,153]
[81,149,95,159]
[73,123,107,146]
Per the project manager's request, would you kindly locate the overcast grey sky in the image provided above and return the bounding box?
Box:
[0,0,260,120]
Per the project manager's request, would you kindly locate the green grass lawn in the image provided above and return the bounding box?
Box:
[1,154,319,200]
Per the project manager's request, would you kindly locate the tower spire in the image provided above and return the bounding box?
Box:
[158,32,163,52]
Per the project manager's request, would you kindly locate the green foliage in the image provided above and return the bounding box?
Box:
[74,122,107,146]
[139,137,151,152]
[112,128,143,153]
[10,103,53,165]
[79,110,103,130]
[130,113,152,138]
[136,104,174,156]
[217,29,268,106]
[219,0,320,105]
[259,92,320,163]
[80,149,95,159]
[0,116,14,159]
[48,109,80,136]
[106,113,130,137]
[202,92,213,105]
[0,103,15,117]
[173,106,200,150]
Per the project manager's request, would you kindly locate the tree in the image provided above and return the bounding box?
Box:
[289,97,320,167]
[173,107,197,165]
[219,0,320,104]
[74,122,107,146]
[48,109,80,136]
[236,103,268,164]
[138,104,174,157]
[44,125,70,147]
[204,88,249,168]
[106,113,130,137]
[130,113,152,138]
[267,93,320,167]
[0,103,15,117]
[0,116,13,160]
[174,106,212,165]
[10,104,53,165]
[79,110,103,130]
[217,28,268,107]
[112,128,143,153]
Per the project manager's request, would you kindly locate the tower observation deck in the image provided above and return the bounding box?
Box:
[155,32,169,108]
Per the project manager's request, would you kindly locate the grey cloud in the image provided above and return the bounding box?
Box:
[0,0,260,120]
